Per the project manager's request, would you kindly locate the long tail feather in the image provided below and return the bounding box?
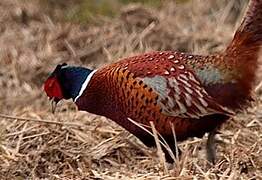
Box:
[225,0,262,100]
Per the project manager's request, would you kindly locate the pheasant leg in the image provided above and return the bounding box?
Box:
[206,129,217,164]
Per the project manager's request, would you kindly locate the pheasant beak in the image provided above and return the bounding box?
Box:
[50,97,59,114]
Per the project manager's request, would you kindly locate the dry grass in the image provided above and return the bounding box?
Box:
[0,0,261,179]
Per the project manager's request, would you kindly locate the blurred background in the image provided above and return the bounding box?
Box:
[0,0,261,179]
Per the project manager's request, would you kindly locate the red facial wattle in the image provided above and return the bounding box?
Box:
[44,77,63,101]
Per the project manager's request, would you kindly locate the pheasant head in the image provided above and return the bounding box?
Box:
[44,63,95,112]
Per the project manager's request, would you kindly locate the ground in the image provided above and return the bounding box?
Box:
[0,0,261,179]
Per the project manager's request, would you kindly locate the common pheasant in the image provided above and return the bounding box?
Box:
[44,0,262,163]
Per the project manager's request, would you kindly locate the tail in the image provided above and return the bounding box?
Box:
[224,0,262,108]
[225,0,261,82]
[226,0,262,52]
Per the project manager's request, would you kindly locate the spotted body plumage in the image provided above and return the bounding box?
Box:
[75,51,233,142]
[44,0,262,163]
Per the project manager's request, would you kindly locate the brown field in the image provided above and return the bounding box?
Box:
[0,0,261,179]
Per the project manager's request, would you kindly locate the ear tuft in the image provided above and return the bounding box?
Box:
[51,63,68,76]
[56,63,68,70]
[61,63,68,67]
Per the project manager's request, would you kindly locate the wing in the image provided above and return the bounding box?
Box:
[111,51,234,119]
